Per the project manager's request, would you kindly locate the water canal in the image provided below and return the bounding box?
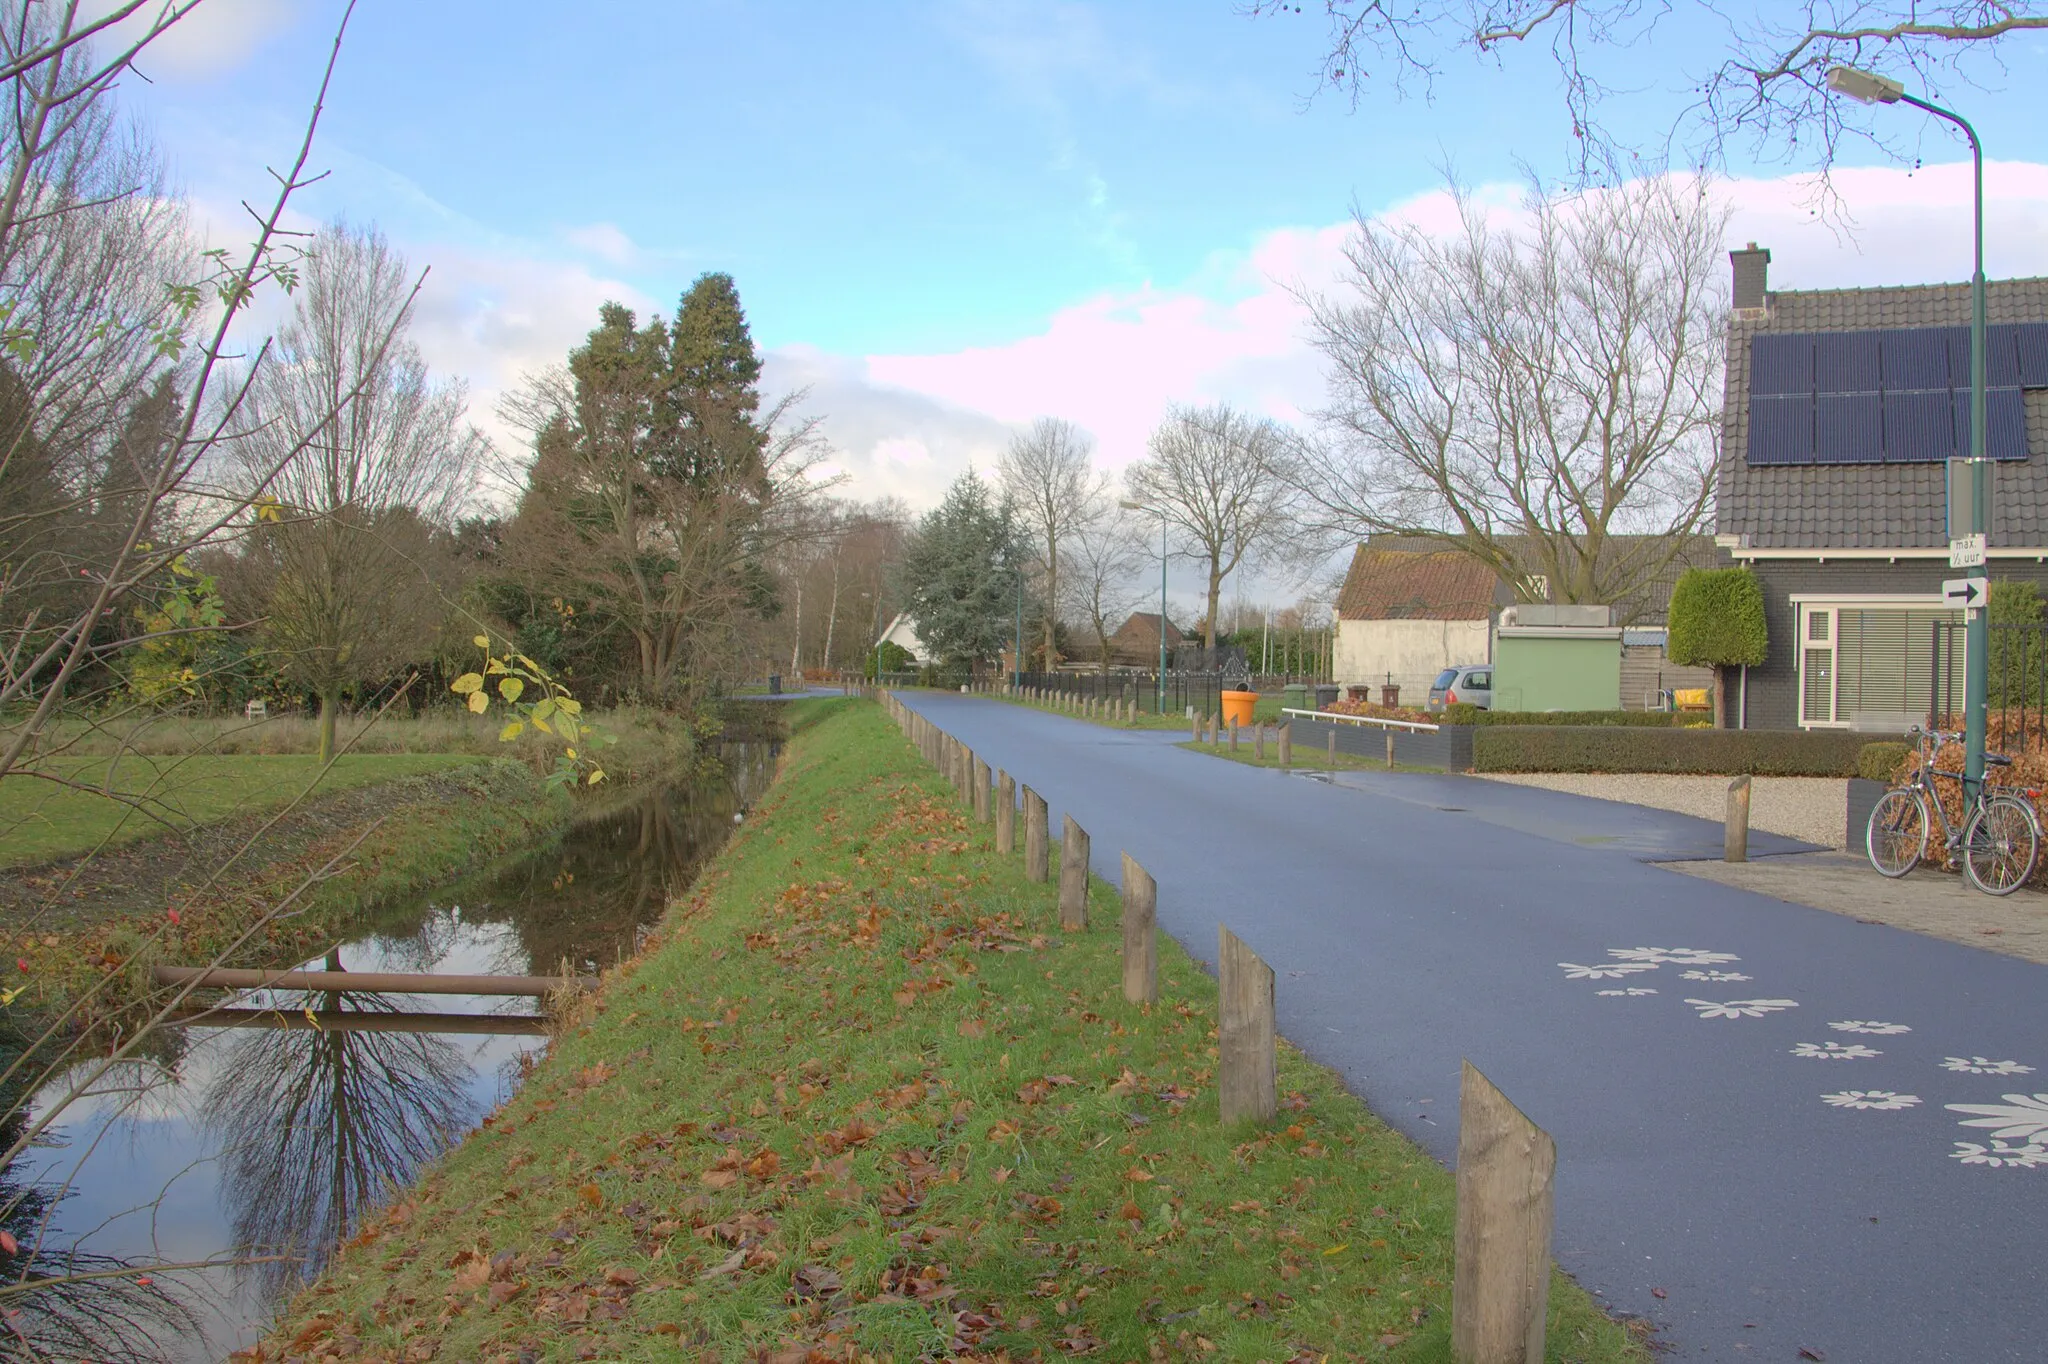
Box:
[4,723,780,1362]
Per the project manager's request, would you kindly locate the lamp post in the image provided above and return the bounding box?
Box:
[1013,565,1025,688]
[1828,64,1990,792]
[1122,499,1169,714]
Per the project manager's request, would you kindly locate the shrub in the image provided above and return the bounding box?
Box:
[1474,725,1889,776]
[1667,567,1768,668]
[1446,707,1678,728]
[1857,741,1912,784]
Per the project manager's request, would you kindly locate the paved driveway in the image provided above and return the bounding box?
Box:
[897,691,2048,1362]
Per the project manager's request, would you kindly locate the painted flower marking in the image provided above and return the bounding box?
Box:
[1595,988,1658,997]
[1609,947,1741,965]
[1679,969,1752,982]
[1946,1093,2048,1142]
[1821,1090,1922,1110]
[1940,1056,2035,1076]
[1559,962,1659,980]
[1949,1140,2048,1169]
[1685,998,1798,1020]
[1828,1020,1910,1035]
[1791,1042,1880,1060]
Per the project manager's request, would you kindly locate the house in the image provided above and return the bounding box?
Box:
[1106,611,1183,669]
[1712,245,2048,729]
[874,611,927,665]
[1333,546,1497,702]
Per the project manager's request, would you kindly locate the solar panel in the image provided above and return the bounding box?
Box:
[2014,321,2048,388]
[1815,331,1882,392]
[1881,390,1956,461]
[1750,334,1814,396]
[1817,393,1885,463]
[1746,394,1813,465]
[1877,328,1951,392]
[1953,387,2029,461]
[1987,324,2024,387]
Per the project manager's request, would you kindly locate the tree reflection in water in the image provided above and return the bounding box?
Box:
[200,952,475,1304]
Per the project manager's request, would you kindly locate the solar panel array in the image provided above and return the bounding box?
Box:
[1747,322,2048,466]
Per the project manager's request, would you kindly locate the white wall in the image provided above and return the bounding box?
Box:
[1335,619,1491,701]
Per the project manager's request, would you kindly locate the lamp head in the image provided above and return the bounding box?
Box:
[1119,499,1147,511]
[1826,64,1904,105]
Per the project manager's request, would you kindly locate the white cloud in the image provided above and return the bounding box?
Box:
[97,0,304,80]
[561,222,641,268]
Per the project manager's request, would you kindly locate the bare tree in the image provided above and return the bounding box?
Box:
[1247,1,2048,181]
[998,416,1106,669]
[1060,506,1146,675]
[224,223,483,761]
[1294,171,1723,615]
[1125,403,1296,650]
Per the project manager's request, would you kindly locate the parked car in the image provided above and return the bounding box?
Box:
[1426,664,1492,712]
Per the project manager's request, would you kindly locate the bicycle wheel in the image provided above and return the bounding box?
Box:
[1866,787,1929,878]
[1963,795,2040,896]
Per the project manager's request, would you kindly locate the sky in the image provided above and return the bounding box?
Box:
[99,1,2048,607]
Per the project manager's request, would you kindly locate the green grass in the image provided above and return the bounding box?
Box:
[1181,738,1442,776]
[0,752,482,867]
[271,701,1645,1363]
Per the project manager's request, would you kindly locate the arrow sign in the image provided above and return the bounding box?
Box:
[1944,577,1985,608]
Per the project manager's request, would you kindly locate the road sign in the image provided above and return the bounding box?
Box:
[1944,577,1985,609]
[1950,533,1987,568]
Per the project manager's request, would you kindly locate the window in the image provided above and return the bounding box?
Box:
[1795,598,1961,728]
[1432,668,1460,690]
[1466,670,1492,689]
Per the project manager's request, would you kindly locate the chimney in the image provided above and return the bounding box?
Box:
[1730,242,1770,314]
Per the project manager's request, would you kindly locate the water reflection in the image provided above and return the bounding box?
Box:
[4,735,776,1363]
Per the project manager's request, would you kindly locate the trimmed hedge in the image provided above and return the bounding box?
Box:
[1444,704,1681,728]
[1668,566,1768,668]
[1857,740,1913,784]
[1474,725,1895,776]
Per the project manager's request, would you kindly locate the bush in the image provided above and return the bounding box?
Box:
[1444,706,1678,728]
[1857,741,1913,784]
[1474,725,1890,776]
[1667,567,1767,668]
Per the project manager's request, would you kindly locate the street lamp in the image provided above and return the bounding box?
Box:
[1122,499,1169,714]
[1828,63,1991,792]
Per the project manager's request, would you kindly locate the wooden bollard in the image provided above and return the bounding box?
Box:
[1229,720,1239,753]
[1059,815,1090,930]
[1278,722,1292,768]
[1725,774,1751,863]
[972,756,991,823]
[1218,926,1276,1124]
[996,771,1016,853]
[1327,728,1336,767]
[1452,1060,1556,1364]
[1120,853,1157,1004]
[1255,723,1265,761]
[1386,730,1396,769]
[1024,787,1049,882]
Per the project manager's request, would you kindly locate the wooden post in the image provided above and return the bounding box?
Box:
[972,757,992,823]
[1255,723,1266,761]
[1120,853,1157,1005]
[1452,1060,1556,1364]
[1327,727,1337,768]
[1059,815,1090,929]
[1024,787,1049,882]
[1278,722,1292,768]
[1229,720,1239,753]
[1725,774,1752,863]
[1217,927,1276,1124]
[1386,729,1396,770]
[996,771,1016,853]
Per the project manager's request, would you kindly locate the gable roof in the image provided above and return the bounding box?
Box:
[1337,547,1499,622]
[1718,276,2048,549]
[1110,611,1182,646]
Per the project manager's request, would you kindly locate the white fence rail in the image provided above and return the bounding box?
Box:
[1281,707,1440,734]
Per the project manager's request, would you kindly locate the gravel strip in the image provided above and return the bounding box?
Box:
[1476,771,1849,849]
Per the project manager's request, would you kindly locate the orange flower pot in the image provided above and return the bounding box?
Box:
[1220,689,1258,729]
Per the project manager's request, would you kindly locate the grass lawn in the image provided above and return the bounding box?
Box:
[0,752,481,868]
[984,686,1319,731]
[271,699,1644,1362]
[1181,738,1445,776]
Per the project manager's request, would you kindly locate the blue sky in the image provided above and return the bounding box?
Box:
[111,1,2048,562]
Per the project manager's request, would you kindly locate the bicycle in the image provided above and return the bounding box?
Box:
[1866,726,2042,895]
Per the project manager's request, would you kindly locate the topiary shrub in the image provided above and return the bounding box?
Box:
[1667,567,1768,728]
[1856,740,1913,784]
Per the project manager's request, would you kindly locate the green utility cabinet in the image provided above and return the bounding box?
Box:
[1490,627,1623,712]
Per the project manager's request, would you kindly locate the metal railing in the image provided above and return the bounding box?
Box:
[1280,706,1440,733]
[1933,619,2048,750]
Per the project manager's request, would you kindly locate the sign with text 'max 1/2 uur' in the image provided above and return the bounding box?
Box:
[1950,533,1987,569]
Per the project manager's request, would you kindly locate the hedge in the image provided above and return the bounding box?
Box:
[1444,704,1682,728]
[1856,740,1913,784]
[1667,566,1767,668]
[1473,725,1896,776]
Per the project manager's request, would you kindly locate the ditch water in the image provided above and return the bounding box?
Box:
[3,722,780,1363]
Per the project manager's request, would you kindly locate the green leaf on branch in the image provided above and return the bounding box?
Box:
[450,673,484,695]
[498,676,524,703]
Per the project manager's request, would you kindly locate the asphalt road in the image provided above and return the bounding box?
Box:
[897,692,2048,1362]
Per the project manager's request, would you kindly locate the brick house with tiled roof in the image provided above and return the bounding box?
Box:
[1106,611,1183,668]
[1714,245,2048,729]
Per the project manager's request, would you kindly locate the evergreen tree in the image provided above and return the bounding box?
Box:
[666,272,766,486]
[897,473,1029,670]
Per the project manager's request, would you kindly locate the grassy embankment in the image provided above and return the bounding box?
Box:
[267,698,1645,1362]
[0,707,703,1007]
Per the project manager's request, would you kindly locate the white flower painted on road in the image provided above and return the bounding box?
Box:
[1949,1140,2048,1169]
[1946,1093,2048,1142]
[1940,1056,2035,1075]
[1679,969,1752,982]
[1610,947,1741,965]
[1792,1042,1881,1060]
[1560,961,1660,980]
[1595,988,1659,996]
[1822,1090,1922,1110]
[1686,998,1798,1020]
[1828,1020,1911,1035]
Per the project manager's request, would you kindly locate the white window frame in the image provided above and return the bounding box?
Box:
[1788,593,1955,730]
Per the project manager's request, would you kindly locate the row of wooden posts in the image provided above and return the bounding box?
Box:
[876,689,1560,1363]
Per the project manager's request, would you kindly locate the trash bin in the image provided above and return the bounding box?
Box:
[1282,683,1310,713]
[768,673,782,695]
[1314,684,1339,709]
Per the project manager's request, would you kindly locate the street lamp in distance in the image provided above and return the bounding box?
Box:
[1121,499,1169,715]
